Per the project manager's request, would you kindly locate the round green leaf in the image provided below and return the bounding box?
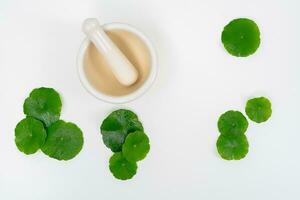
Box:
[100,109,143,152]
[15,117,47,155]
[218,110,248,136]
[221,18,260,57]
[41,120,84,161]
[23,87,62,127]
[109,152,137,180]
[246,97,272,123]
[216,134,249,160]
[122,131,150,162]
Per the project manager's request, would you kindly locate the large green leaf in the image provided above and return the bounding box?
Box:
[222,18,260,57]
[41,120,84,161]
[23,87,62,127]
[15,117,47,155]
[100,109,143,152]
[122,131,150,162]
[109,152,137,180]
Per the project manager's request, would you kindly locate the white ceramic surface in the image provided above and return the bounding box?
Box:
[78,22,157,104]
[0,1,300,200]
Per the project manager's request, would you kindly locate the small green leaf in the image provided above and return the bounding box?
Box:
[222,18,260,57]
[216,134,249,160]
[246,97,272,123]
[15,117,47,155]
[100,109,143,152]
[41,120,84,161]
[122,131,150,162]
[23,87,62,127]
[218,110,248,136]
[109,152,137,180]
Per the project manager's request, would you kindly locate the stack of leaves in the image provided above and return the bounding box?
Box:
[15,87,84,161]
[217,111,249,160]
[216,97,272,160]
[100,109,150,180]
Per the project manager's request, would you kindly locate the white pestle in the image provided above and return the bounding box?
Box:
[82,18,138,86]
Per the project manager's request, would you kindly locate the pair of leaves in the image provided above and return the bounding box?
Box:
[101,109,150,180]
[222,18,261,57]
[15,87,84,161]
[100,109,144,152]
[109,131,150,180]
[217,111,249,160]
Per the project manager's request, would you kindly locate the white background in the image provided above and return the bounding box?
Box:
[1,0,300,199]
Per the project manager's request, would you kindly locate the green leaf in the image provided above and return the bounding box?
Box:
[23,87,62,127]
[41,120,84,161]
[122,131,150,162]
[221,18,260,57]
[246,97,272,123]
[218,110,248,136]
[100,109,143,152]
[216,134,249,160]
[15,117,47,155]
[109,152,137,180]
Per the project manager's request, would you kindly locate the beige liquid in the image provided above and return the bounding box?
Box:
[84,29,151,96]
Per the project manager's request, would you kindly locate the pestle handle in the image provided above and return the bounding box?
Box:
[82,18,138,86]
